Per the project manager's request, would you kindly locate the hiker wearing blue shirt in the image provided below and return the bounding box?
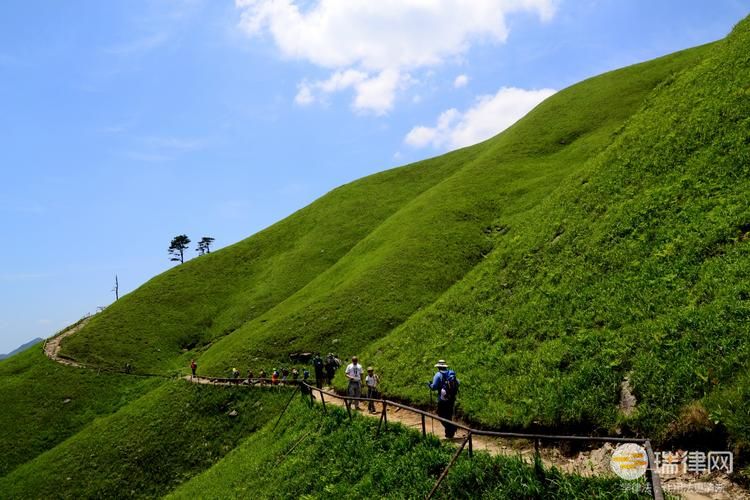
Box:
[427,360,459,438]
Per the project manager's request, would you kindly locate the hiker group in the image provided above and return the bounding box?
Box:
[189,355,460,437]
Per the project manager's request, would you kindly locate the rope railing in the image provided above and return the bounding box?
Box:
[298,382,664,500]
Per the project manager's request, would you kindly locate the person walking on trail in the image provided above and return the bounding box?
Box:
[324,353,340,385]
[345,356,364,410]
[231,367,240,381]
[312,354,325,389]
[303,368,310,382]
[247,369,254,385]
[259,369,267,385]
[190,360,197,378]
[365,366,380,414]
[271,368,280,385]
[291,367,300,381]
[427,360,460,438]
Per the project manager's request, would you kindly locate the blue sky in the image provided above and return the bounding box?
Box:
[1,0,749,353]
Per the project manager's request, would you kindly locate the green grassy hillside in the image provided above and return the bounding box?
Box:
[5,14,749,498]
[60,149,469,373]
[0,348,159,476]
[366,17,750,451]
[168,400,645,499]
[60,38,711,382]
[59,20,733,442]
[0,382,288,499]
[198,44,708,375]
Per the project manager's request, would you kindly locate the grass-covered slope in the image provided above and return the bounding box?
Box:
[0,348,159,476]
[365,17,750,449]
[60,149,469,373]
[197,43,712,374]
[169,401,645,499]
[60,39,710,378]
[0,382,288,499]
[51,15,750,454]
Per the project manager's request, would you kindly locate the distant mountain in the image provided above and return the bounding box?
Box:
[0,338,43,360]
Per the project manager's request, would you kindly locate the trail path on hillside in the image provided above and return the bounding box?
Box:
[184,375,747,500]
[44,321,747,500]
[43,318,90,368]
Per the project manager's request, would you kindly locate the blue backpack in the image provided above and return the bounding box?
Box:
[440,370,459,401]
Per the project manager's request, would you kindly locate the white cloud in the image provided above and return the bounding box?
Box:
[454,74,469,88]
[295,68,405,114]
[236,0,556,113]
[405,86,555,150]
[294,85,315,106]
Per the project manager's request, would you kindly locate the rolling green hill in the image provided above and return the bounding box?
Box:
[3,14,750,497]
[365,15,750,451]
[0,382,289,499]
[61,37,713,388]
[0,349,158,476]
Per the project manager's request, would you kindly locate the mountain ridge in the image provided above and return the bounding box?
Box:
[0,337,43,360]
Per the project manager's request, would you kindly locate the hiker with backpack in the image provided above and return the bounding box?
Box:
[312,353,325,388]
[427,360,459,438]
[324,353,340,385]
[190,359,197,378]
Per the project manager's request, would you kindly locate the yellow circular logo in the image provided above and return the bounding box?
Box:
[611,443,648,480]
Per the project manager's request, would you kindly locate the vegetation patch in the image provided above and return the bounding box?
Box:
[0,382,288,499]
[0,348,159,476]
[169,401,647,499]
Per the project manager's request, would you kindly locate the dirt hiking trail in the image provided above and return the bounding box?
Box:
[43,317,90,368]
[45,321,747,500]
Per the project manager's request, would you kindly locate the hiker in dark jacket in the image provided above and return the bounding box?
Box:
[427,359,459,438]
[312,354,325,388]
[324,353,340,385]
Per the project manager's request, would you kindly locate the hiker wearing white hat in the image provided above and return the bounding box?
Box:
[427,359,460,438]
